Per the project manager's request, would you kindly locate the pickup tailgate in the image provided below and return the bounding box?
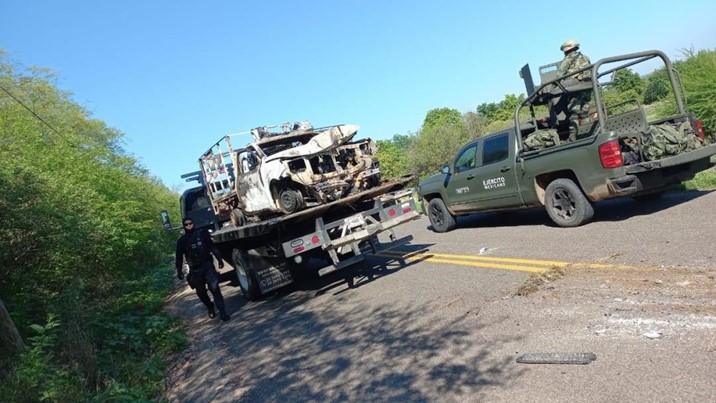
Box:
[625,143,716,174]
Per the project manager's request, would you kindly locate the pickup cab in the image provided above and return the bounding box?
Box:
[417,50,716,232]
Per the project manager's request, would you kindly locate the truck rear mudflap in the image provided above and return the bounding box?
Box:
[282,191,420,276]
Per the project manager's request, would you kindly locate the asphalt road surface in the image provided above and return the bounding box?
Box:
[165,189,716,402]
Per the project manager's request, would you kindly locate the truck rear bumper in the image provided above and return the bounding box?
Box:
[606,154,714,197]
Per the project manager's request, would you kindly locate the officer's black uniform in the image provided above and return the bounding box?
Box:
[175,221,230,321]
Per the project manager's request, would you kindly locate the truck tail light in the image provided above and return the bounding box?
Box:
[694,119,705,140]
[599,140,623,168]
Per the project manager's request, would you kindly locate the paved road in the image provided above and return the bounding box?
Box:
[165,190,716,402]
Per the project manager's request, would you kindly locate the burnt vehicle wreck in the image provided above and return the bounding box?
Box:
[200,122,381,226]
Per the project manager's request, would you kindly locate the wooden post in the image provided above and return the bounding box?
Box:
[0,299,25,358]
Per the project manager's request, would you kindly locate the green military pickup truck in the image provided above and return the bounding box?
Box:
[417,50,716,232]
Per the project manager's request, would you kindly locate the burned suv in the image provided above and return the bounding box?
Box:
[200,122,381,226]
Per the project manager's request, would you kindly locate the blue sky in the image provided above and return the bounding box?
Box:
[2,0,715,191]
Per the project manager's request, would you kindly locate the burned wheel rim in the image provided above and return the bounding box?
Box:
[550,188,576,220]
[279,189,301,213]
[230,208,245,227]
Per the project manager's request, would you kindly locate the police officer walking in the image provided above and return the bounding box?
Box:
[175,218,230,321]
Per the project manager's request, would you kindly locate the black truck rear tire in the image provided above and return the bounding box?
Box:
[427,198,456,233]
[232,248,261,301]
[545,178,594,227]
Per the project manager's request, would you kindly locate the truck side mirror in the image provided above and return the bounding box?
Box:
[160,210,173,231]
[441,164,451,175]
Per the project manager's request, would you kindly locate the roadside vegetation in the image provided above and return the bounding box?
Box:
[377,48,716,190]
[0,50,183,401]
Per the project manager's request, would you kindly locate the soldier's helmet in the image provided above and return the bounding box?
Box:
[560,39,579,52]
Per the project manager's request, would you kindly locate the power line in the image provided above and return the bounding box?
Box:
[0,82,72,144]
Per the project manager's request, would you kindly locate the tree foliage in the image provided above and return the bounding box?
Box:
[376,135,411,179]
[407,108,469,179]
[611,69,644,95]
[476,93,524,122]
[642,68,671,104]
[655,49,716,138]
[0,50,183,401]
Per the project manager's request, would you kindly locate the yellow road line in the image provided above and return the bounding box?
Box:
[381,250,566,267]
[377,249,631,273]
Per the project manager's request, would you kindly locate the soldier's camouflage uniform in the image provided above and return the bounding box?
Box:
[557,51,592,141]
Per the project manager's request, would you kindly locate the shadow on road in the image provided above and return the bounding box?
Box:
[165,241,526,402]
[167,288,525,402]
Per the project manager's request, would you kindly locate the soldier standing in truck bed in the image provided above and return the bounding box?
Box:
[557,39,592,141]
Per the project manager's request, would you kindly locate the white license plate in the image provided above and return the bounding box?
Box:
[345,214,365,228]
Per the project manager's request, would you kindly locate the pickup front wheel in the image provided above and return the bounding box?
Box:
[427,198,456,233]
[545,179,594,227]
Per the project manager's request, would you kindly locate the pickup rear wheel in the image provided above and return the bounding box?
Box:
[231,248,261,301]
[545,178,594,227]
[427,198,456,233]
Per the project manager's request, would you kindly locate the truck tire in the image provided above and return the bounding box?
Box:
[278,188,303,214]
[232,248,261,301]
[427,198,456,233]
[545,178,594,227]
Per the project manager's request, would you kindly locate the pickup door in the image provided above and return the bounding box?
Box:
[444,131,522,212]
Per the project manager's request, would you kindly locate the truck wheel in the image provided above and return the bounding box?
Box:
[278,188,303,214]
[230,208,246,227]
[545,178,594,227]
[231,248,261,301]
[427,198,456,233]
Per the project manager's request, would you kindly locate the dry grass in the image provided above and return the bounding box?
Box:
[514,266,566,296]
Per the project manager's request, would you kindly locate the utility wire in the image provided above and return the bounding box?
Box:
[0,82,73,145]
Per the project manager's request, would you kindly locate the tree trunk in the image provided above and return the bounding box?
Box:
[0,299,25,358]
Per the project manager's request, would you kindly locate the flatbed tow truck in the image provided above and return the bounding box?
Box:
[197,123,420,300]
[211,176,419,300]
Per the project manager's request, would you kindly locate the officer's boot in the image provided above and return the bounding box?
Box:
[219,309,230,322]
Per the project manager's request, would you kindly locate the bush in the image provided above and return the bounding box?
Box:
[0,50,184,402]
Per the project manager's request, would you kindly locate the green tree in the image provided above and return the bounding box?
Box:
[408,108,468,178]
[642,68,671,104]
[477,94,525,122]
[376,134,412,179]
[656,49,716,138]
[612,69,644,95]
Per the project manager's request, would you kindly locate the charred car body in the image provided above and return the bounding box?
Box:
[200,122,381,226]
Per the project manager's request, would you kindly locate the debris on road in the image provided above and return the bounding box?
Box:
[642,330,663,339]
[516,352,597,365]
